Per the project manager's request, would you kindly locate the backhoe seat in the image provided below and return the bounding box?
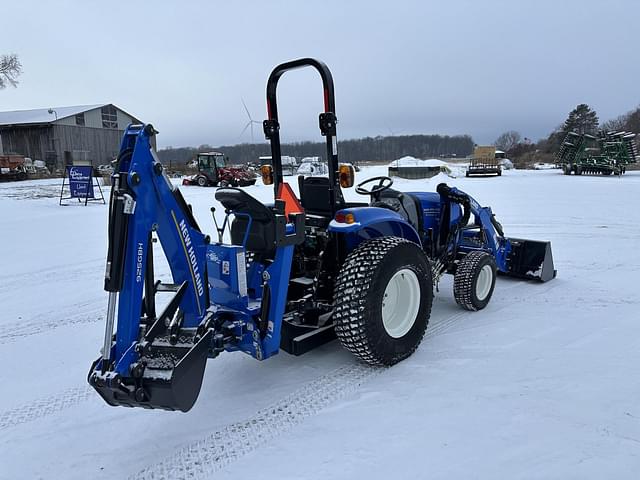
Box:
[371,189,423,233]
[214,188,275,254]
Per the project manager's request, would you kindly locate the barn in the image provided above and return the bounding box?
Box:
[0,104,149,171]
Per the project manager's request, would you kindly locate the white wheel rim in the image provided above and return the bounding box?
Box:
[382,268,421,338]
[475,264,493,300]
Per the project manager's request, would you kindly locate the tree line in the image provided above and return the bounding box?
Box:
[157,134,475,168]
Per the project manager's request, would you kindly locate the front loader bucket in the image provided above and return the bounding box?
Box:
[88,329,212,412]
[504,238,556,282]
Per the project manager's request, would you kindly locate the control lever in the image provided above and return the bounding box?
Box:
[210,207,229,243]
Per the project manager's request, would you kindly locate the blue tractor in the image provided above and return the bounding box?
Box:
[89,58,555,411]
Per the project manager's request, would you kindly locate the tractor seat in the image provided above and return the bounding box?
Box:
[214,188,276,254]
[371,189,423,233]
[297,176,345,218]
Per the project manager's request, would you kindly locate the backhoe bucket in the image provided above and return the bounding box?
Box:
[88,329,212,412]
[504,238,556,282]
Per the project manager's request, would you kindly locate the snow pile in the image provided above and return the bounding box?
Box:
[389,156,461,178]
[499,158,514,170]
[388,156,448,168]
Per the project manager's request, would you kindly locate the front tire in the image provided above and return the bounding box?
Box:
[453,251,497,311]
[333,237,433,366]
[196,176,208,187]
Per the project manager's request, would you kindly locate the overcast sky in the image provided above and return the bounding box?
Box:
[1,0,638,149]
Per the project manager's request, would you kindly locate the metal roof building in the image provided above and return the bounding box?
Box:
[0,104,146,170]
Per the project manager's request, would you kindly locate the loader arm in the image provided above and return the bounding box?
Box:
[436,183,556,282]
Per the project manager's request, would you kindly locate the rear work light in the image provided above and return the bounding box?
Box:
[260,165,274,185]
[334,212,356,224]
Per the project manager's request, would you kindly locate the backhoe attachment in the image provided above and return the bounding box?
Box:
[89,124,305,411]
[88,124,214,411]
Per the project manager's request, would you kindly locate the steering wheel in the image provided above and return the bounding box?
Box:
[355,176,394,198]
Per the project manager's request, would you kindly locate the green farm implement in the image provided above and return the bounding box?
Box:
[557,131,638,176]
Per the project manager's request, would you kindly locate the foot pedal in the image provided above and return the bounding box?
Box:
[155,282,182,293]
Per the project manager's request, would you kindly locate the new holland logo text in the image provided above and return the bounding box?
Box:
[178,219,204,297]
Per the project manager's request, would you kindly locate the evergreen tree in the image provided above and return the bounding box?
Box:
[562,104,599,135]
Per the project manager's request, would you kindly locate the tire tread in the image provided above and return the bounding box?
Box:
[453,250,494,311]
[333,237,431,366]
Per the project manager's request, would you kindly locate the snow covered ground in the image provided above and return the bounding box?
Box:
[1,167,639,479]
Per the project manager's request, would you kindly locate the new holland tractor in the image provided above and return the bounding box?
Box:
[89,58,555,412]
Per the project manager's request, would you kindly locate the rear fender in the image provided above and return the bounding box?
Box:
[328,207,421,253]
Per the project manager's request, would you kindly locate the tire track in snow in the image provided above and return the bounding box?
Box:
[425,278,524,338]
[427,278,559,339]
[0,258,104,295]
[130,363,381,480]
[128,296,496,480]
[0,303,104,345]
[0,303,468,435]
[0,386,94,431]
[0,278,542,444]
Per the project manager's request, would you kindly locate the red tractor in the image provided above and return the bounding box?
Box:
[182,152,257,187]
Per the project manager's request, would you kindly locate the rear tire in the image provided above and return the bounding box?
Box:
[454,251,497,311]
[333,237,433,366]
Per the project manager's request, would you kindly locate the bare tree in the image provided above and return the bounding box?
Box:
[494,130,522,152]
[601,113,628,132]
[0,54,23,89]
[626,107,640,133]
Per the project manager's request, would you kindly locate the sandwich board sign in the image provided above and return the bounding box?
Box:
[59,165,105,205]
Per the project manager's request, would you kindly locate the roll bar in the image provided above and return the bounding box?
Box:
[263,58,339,213]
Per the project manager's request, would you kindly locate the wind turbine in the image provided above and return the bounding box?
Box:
[386,125,402,136]
[239,98,261,143]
